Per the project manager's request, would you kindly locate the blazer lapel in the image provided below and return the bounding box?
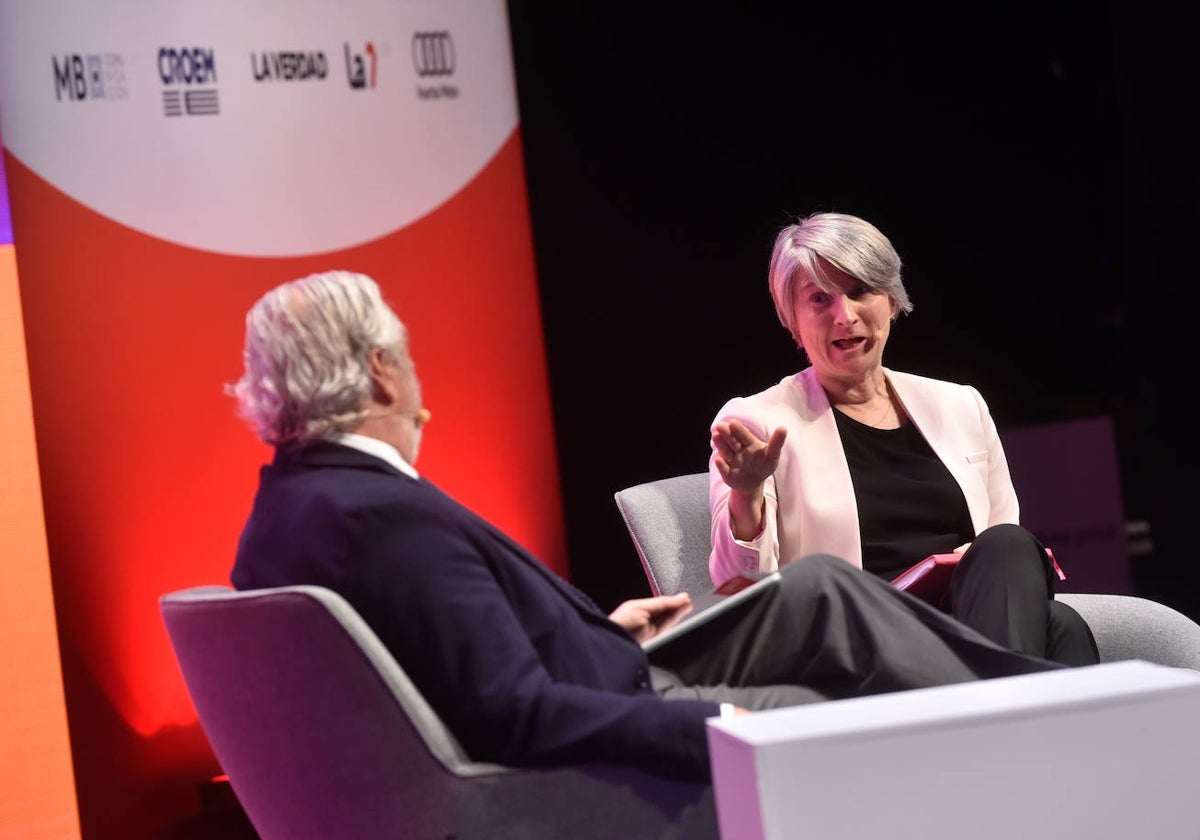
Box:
[787,369,867,567]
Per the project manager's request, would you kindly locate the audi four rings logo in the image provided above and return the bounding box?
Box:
[412,31,454,77]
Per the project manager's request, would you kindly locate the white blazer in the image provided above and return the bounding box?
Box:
[708,366,1020,585]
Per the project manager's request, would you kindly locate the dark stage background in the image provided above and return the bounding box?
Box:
[505,2,1198,619]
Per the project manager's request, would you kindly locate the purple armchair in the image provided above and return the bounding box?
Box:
[160,584,717,840]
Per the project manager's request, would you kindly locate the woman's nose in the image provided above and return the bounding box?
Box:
[830,294,857,323]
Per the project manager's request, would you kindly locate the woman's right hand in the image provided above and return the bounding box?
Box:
[711,420,787,540]
[711,419,787,493]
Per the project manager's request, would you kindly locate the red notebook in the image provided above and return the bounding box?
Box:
[891,549,1065,605]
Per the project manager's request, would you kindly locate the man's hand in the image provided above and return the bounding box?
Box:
[609,592,694,643]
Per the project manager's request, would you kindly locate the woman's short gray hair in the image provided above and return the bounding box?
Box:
[768,212,913,342]
[228,270,405,445]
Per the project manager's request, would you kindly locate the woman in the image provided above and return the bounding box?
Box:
[709,211,1098,666]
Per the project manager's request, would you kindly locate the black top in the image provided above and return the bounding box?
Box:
[833,408,975,581]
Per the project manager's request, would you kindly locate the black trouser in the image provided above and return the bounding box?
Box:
[948,523,1099,667]
[648,553,1070,712]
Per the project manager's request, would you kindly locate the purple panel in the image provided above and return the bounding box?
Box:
[0,118,11,246]
[1001,416,1132,595]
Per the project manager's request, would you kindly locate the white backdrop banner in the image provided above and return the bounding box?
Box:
[0,0,519,256]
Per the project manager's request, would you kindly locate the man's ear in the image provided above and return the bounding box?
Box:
[367,347,397,405]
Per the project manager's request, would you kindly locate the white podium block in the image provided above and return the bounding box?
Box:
[706,660,1200,840]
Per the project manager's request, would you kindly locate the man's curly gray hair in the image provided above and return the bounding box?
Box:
[228,270,405,445]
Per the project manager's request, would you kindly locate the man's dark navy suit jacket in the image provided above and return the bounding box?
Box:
[232,442,717,779]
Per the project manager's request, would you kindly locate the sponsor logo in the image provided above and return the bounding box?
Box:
[411,31,458,101]
[159,46,219,116]
[251,51,328,82]
[53,53,127,101]
[344,42,377,90]
[411,31,454,77]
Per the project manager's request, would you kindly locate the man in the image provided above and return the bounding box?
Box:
[230,270,1061,782]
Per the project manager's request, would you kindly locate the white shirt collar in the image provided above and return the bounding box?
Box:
[326,432,419,480]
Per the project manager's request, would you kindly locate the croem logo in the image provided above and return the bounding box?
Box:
[411,31,454,77]
[158,47,217,85]
[158,46,219,116]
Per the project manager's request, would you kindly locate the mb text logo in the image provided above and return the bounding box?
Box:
[159,46,219,116]
[411,31,454,77]
[53,53,127,101]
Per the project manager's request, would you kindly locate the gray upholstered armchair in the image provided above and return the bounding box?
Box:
[614,472,1200,670]
[160,584,717,840]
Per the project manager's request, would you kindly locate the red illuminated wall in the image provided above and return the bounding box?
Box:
[4,128,564,836]
[2,6,565,835]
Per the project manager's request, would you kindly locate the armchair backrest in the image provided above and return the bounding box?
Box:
[614,472,712,597]
[160,585,498,840]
